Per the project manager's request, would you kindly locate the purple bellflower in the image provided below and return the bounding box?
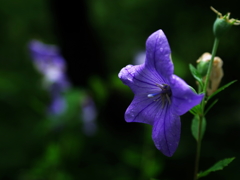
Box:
[118,30,204,156]
[29,40,70,116]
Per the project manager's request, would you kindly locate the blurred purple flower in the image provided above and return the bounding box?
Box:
[29,40,69,89]
[28,40,69,115]
[81,95,97,136]
[118,30,203,156]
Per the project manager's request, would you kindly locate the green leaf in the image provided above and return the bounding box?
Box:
[208,80,237,100]
[189,104,202,116]
[198,157,235,178]
[64,89,84,118]
[189,64,203,87]
[189,109,196,116]
[191,116,206,141]
[189,108,197,116]
[205,99,218,115]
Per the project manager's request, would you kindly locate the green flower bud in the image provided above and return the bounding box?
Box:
[197,61,210,77]
[211,7,240,38]
[196,53,211,77]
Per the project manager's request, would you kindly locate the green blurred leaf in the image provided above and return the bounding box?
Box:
[189,104,202,116]
[198,157,235,178]
[191,116,206,141]
[63,88,84,120]
[45,143,61,166]
[189,64,203,88]
[189,110,197,116]
[208,80,237,100]
[88,76,108,104]
[122,148,141,168]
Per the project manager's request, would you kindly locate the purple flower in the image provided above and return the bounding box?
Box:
[118,30,204,156]
[28,40,70,116]
[28,40,69,89]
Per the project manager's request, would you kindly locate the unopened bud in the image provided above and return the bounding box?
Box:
[196,53,211,77]
[208,56,224,96]
[196,52,224,96]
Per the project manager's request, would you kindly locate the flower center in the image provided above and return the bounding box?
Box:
[147,84,172,107]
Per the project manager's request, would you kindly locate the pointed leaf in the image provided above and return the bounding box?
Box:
[190,104,202,115]
[198,157,235,178]
[208,80,237,100]
[191,116,206,141]
[205,99,218,116]
[189,64,203,87]
[189,109,196,116]
[190,104,203,116]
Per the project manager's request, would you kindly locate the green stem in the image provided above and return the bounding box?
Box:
[203,38,220,103]
[193,37,220,180]
[193,115,203,180]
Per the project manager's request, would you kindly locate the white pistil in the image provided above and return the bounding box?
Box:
[147,93,160,98]
[147,84,172,107]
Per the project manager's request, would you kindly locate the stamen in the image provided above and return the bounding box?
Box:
[165,94,171,105]
[147,83,172,107]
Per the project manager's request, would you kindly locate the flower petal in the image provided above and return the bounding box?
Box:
[118,64,165,94]
[152,107,180,157]
[170,75,204,115]
[125,94,163,125]
[145,30,173,79]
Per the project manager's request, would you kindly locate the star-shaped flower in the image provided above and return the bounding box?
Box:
[118,30,204,156]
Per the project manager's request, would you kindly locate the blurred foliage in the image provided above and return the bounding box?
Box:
[0,0,240,180]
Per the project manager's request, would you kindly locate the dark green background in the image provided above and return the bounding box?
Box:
[0,0,240,179]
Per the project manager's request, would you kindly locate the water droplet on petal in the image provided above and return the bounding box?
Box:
[126,65,133,68]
